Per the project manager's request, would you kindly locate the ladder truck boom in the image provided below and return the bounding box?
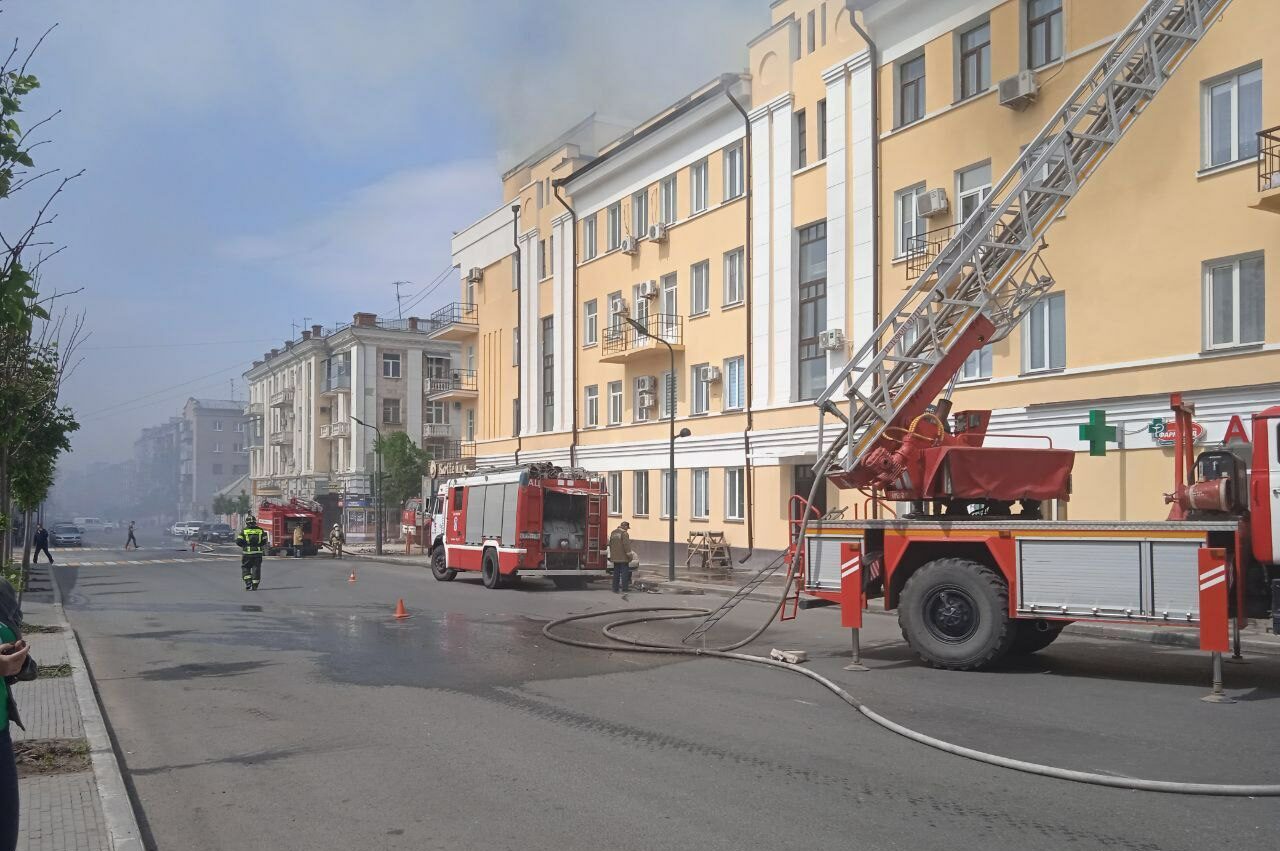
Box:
[815,0,1234,492]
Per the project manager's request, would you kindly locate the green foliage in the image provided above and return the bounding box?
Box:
[1,560,25,592]
[375,431,430,511]
[211,494,232,516]
[234,491,252,516]
[0,61,47,332]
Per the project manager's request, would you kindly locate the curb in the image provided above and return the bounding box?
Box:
[50,570,146,851]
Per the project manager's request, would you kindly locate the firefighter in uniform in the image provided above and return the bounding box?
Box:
[235,517,269,590]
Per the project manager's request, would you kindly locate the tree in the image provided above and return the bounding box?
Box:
[211,494,233,517]
[234,491,252,516]
[375,432,429,514]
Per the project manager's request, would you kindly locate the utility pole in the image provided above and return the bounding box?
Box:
[394,282,405,320]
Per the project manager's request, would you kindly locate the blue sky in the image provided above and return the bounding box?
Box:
[2,0,763,466]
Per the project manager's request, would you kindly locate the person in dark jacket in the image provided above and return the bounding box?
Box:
[0,579,37,851]
[32,525,52,564]
[608,521,633,594]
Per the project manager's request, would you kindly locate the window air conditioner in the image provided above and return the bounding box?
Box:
[998,71,1039,111]
[647,222,669,243]
[465,267,484,285]
[917,188,950,218]
[818,328,846,351]
[637,375,657,393]
[620,236,639,255]
[638,392,657,409]
[638,280,660,299]
[700,365,723,383]
[611,297,630,318]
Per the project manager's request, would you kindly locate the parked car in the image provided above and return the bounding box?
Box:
[171,521,204,537]
[198,523,234,543]
[73,516,109,534]
[49,524,83,547]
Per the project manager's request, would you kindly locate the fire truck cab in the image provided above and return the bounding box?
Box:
[427,463,608,589]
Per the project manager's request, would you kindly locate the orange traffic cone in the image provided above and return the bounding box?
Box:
[348,570,357,583]
[393,598,409,620]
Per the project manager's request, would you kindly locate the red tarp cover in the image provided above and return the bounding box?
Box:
[921,446,1074,501]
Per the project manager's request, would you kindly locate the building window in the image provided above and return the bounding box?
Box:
[897,53,926,127]
[806,9,816,54]
[816,98,828,160]
[1202,65,1263,169]
[607,290,625,344]
[660,371,675,420]
[634,376,653,423]
[725,467,745,521]
[661,470,677,519]
[723,142,744,200]
[1026,0,1063,70]
[691,363,710,414]
[607,202,622,250]
[212,464,223,475]
[1205,253,1265,349]
[512,398,520,438]
[549,234,555,276]
[632,189,649,238]
[584,385,599,427]
[723,248,744,306]
[235,421,245,432]
[536,179,545,209]
[1023,292,1066,372]
[541,316,554,432]
[382,352,402,378]
[234,442,245,454]
[584,299,598,346]
[466,345,476,372]
[608,471,623,516]
[690,260,710,316]
[959,347,993,381]
[512,327,520,366]
[212,442,223,453]
[582,213,598,261]
[797,221,828,400]
[958,20,991,100]
[213,420,223,431]
[425,401,447,425]
[956,161,992,224]
[608,381,623,425]
[658,274,679,343]
[794,109,807,170]
[692,468,710,519]
[660,174,678,224]
[690,158,709,214]
[466,409,475,441]
[634,471,649,517]
[724,356,745,410]
[382,398,402,425]
[538,238,547,280]
[894,184,926,257]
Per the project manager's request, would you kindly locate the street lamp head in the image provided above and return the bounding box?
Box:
[677,428,692,439]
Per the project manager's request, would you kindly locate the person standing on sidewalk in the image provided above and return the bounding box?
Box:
[32,525,52,564]
[608,521,633,594]
[235,516,269,590]
[124,521,139,551]
[0,579,36,851]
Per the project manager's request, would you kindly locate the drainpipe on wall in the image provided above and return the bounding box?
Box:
[724,75,756,564]
[552,180,579,469]
[511,203,523,465]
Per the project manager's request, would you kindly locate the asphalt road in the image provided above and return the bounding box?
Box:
[52,545,1280,851]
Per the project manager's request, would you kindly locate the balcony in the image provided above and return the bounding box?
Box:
[318,421,351,440]
[269,388,295,409]
[244,401,263,418]
[905,222,963,280]
[321,372,351,395]
[600,313,684,364]
[425,369,478,401]
[427,302,479,341]
[269,430,293,446]
[1254,126,1280,214]
[422,422,457,440]
[425,440,476,461]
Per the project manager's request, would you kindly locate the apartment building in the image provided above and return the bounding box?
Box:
[244,313,463,538]
[451,0,1279,558]
[177,398,251,520]
[129,417,181,521]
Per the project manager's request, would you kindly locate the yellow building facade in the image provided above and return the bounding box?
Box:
[450,0,1280,560]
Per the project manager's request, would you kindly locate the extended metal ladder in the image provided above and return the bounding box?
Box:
[683,550,790,644]
[586,493,604,567]
[816,0,1234,482]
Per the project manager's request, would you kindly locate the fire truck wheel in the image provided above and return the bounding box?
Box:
[1007,619,1065,655]
[481,550,505,589]
[898,558,1013,671]
[430,547,457,582]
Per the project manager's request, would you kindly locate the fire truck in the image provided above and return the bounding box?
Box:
[426,463,608,589]
[256,497,323,556]
[686,0,1277,677]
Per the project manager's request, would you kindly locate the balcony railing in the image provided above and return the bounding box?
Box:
[323,372,351,393]
[244,401,264,417]
[425,369,478,397]
[905,222,959,279]
[268,430,293,446]
[1260,126,1280,192]
[426,440,476,461]
[427,303,479,339]
[601,313,684,359]
[269,388,295,408]
[422,422,457,440]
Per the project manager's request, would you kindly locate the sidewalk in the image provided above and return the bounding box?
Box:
[10,566,143,851]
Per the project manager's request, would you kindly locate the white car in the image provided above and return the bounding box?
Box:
[172,521,204,537]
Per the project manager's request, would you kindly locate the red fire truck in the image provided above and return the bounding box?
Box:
[427,463,608,589]
[723,0,1279,678]
[256,497,323,556]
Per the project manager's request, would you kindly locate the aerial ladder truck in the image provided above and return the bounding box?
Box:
[688,0,1278,685]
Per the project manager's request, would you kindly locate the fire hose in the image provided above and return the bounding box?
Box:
[544,448,1280,797]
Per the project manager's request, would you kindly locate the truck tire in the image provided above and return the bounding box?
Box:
[898,558,1013,671]
[430,547,457,582]
[1007,619,1065,656]
[481,550,504,589]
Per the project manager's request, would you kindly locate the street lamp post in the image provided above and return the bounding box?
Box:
[351,415,383,555]
[623,315,690,581]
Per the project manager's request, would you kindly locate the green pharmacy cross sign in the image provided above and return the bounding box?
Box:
[1078,409,1118,457]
